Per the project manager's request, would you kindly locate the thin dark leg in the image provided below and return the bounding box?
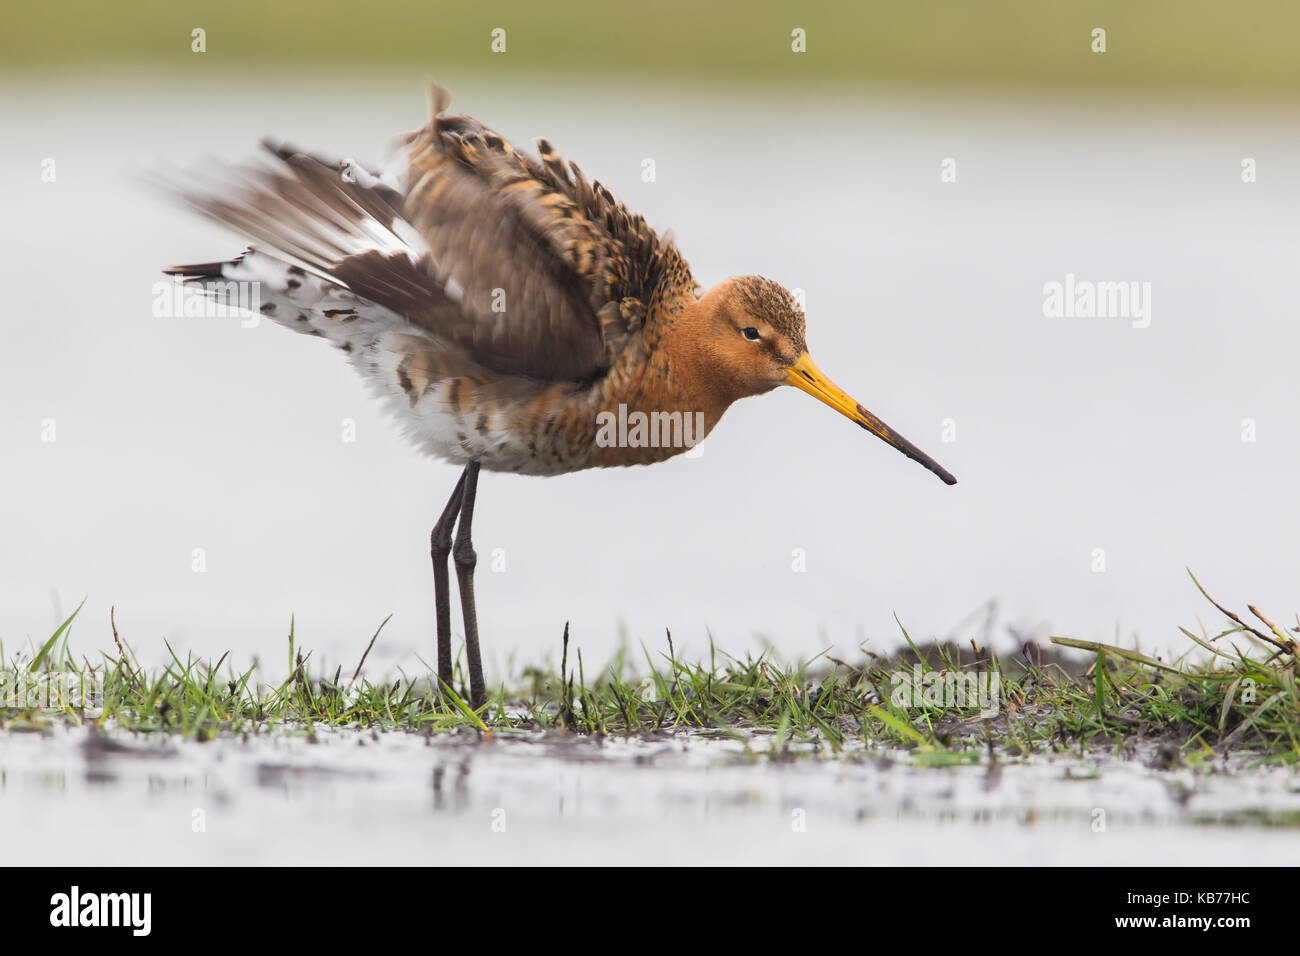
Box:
[453,458,485,709]
[431,469,468,695]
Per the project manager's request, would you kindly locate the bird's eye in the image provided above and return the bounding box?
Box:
[741,326,761,341]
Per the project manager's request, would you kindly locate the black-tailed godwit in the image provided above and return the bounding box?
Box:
[166,85,956,708]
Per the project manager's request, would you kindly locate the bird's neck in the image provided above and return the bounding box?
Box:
[654,297,750,419]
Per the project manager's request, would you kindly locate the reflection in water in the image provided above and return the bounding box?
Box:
[431,760,472,814]
[1,724,1296,864]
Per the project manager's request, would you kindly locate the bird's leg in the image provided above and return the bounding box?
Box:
[431,469,468,697]
[452,458,486,709]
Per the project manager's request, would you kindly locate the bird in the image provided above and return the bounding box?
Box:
[164,84,957,710]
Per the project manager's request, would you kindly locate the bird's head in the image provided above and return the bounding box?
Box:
[696,275,957,485]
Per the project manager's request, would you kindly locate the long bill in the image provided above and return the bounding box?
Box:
[786,353,957,486]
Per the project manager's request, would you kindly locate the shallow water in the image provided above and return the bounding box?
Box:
[3,725,1297,865]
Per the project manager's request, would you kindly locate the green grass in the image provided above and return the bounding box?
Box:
[2,572,1297,764]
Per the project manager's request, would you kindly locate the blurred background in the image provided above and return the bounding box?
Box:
[2,1,1297,677]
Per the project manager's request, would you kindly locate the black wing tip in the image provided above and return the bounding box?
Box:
[162,261,223,278]
[162,253,246,279]
[260,137,301,162]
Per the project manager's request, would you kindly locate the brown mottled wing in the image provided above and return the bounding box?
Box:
[170,86,694,382]
[167,147,537,369]
[402,86,696,368]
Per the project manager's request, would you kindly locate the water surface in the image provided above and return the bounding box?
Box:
[5,725,1297,865]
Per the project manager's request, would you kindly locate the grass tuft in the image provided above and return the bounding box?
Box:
[2,575,1296,764]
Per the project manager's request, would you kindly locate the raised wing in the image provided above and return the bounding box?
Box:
[169,84,695,382]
